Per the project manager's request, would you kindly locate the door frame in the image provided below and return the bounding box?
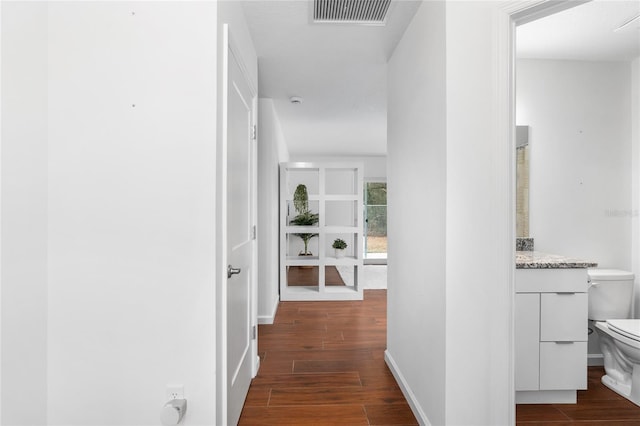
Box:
[216,24,258,426]
[495,0,590,422]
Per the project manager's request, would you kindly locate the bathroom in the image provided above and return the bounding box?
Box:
[514,0,640,413]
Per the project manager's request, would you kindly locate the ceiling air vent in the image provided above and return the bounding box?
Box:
[313,0,392,24]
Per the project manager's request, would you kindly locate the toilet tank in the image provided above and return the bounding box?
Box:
[588,269,635,320]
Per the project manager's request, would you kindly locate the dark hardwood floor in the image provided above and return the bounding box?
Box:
[239,289,640,425]
[238,289,418,426]
[517,366,640,425]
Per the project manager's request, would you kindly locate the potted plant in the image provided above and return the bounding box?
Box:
[290,184,319,256]
[332,238,347,258]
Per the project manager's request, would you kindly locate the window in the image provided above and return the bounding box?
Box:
[364,181,387,263]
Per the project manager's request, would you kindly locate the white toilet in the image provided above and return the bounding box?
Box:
[588,268,639,404]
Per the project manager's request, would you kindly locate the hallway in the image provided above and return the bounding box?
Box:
[238,290,417,425]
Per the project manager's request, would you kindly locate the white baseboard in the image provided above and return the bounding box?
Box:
[257,295,280,325]
[253,354,261,378]
[384,350,431,426]
[588,353,604,366]
[516,390,576,404]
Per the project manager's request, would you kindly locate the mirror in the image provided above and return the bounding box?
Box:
[516,125,529,237]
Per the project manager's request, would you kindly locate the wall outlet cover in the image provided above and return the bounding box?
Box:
[166,385,184,400]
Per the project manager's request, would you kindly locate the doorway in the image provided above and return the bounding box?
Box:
[511,0,640,421]
[501,0,606,422]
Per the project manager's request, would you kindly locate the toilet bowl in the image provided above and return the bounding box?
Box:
[588,269,638,405]
[595,320,640,404]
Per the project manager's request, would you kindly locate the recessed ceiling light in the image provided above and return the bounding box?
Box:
[290,96,303,105]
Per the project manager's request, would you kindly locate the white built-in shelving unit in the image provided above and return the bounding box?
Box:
[279,162,364,301]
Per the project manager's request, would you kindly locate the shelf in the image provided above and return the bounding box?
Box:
[323,226,358,233]
[283,167,320,196]
[324,256,359,265]
[325,286,359,294]
[284,194,321,201]
[282,286,320,295]
[280,161,364,301]
[284,194,356,201]
[286,256,320,265]
[326,168,358,195]
[285,226,320,232]
[325,200,358,227]
[324,194,359,201]
[280,286,363,301]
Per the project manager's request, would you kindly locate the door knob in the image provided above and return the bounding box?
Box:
[227,265,241,278]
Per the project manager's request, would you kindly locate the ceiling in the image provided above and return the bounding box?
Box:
[517,0,640,61]
[242,0,640,157]
[241,0,421,156]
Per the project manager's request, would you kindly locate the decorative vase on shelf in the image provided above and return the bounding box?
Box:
[335,248,346,258]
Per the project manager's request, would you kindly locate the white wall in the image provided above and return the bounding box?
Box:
[257,99,289,324]
[387,2,513,424]
[517,59,633,270]
[218,2,258,92]
[632,57,640,316]
[387,2,446,424]
[1,3,48,424]
[44,3,218,425]
[1,2,261,425]
[443,2,512,423]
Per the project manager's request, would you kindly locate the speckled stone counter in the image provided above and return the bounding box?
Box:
[516,251,598,269]
[516,238,534,251]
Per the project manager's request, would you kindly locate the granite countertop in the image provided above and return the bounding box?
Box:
[516,251,598,269]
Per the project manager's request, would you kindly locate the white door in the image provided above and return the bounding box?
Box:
[225,33,256,426]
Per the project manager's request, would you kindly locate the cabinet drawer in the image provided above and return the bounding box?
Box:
[516,269,588,293]
[540,341,587,390]
[540,293,588,342]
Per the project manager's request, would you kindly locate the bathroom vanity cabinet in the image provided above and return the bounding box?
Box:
[515,254,595,404]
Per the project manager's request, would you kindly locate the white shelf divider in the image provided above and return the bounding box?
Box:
[280,162,364,301]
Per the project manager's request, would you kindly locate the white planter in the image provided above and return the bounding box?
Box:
[335,249,345,258]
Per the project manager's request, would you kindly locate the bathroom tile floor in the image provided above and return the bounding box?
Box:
[517,366,640,425]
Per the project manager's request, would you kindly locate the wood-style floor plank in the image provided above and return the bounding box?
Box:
[239,405,369,425]
[244,290,640,425]
[292,359,371,374]
[365,403,420,426]
[261,348,373,362]
[238,290,417,426]
[250,372,362,389]
[242,386,271,407]
[517,366,640,424]
[516,404,570,422]
[255,357,293,375]
[557,399,640,421]
[268,386,408,406]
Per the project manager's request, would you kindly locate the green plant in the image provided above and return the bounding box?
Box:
[332,238,347,250]
[293,184,309,215]
[290,184,319,255]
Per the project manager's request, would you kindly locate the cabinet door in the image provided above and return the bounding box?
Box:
[540,293,588,342]
[515,293,540,391]
[540,341,587,390]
